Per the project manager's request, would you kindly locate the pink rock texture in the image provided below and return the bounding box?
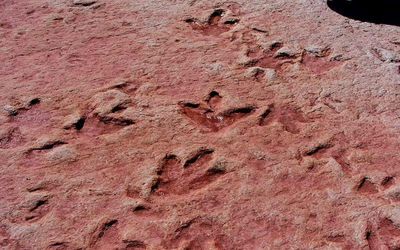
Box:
[1,0,400,249]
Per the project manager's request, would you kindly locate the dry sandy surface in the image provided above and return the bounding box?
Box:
[1,0,400,249]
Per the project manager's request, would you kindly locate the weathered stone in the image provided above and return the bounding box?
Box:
[1,0,400,249]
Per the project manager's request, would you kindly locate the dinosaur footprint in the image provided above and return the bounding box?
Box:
[179,91,256,132]
[366,218,400,249]
[185,8,240,36]
[70,84,136,136]
[301,48,343,74]
[258,104,308,134]
[152,148,225,196]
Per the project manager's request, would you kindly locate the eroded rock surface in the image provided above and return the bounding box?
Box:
[1,0,400,249]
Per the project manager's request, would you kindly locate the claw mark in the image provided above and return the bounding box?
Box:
[98,220,118,239]
[111,103,128,113]
[181,102,201,109]
[25,197,50,222]
[89,219,119,248]
[381,176,395,187]
[188,166,226,191]
[98,116,134,126]
[151,154,182,194]
[304,142,332,157]
[258,105,274,126]
[225,106,254,115]
[184,148,214,168]
[48,242,68,249]
[73,0,97,7]
[326,233,345,243]
[365,228,377,250]
[252,27,268,33]
[123,240,146,249]
[175,217,199,235]
[29,199,48,212]
[224,18,240,25]
[356,177,378,194]
[29,140,66,152]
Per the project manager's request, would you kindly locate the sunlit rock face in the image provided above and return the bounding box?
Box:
[1,0,400,249]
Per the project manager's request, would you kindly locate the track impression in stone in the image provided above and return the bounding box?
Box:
[151,148,226,196]
[240,32,343,75]
[244,41,296,72]
[164,217,229,249]
[19,136,78,170]
[24,196,51,222]
[66,85,137,136]
[179,91,256,132]
[258,104,308,134]
[184,8,240,36]
[300,132,353,174]
[88,218,148,249]
[366,218,400,249]
[2,97,45,148]
[301,48,343,74]
[0,127,25,149]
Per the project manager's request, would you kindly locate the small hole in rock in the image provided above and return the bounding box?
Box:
[181,102,200,109]
[150,179,160,193]
[184,18,196,23]
[75,117,86,130]
[98,219,118,238]
[270,42,283,51]
[381,176,395,186]
[208,91,220,99]
[111,104,127,113]
[29,98,41,106]
[365,230,372,240]
[133,205,147,212]
[208,9,225,25]
[29,198,48,212]
[224,19,240,25]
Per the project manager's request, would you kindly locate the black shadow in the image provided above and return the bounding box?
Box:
[327,0,400,26]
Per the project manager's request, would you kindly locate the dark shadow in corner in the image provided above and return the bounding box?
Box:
[327,0,400,26]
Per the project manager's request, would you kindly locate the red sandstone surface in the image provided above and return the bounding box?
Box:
[1,0,400,249]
